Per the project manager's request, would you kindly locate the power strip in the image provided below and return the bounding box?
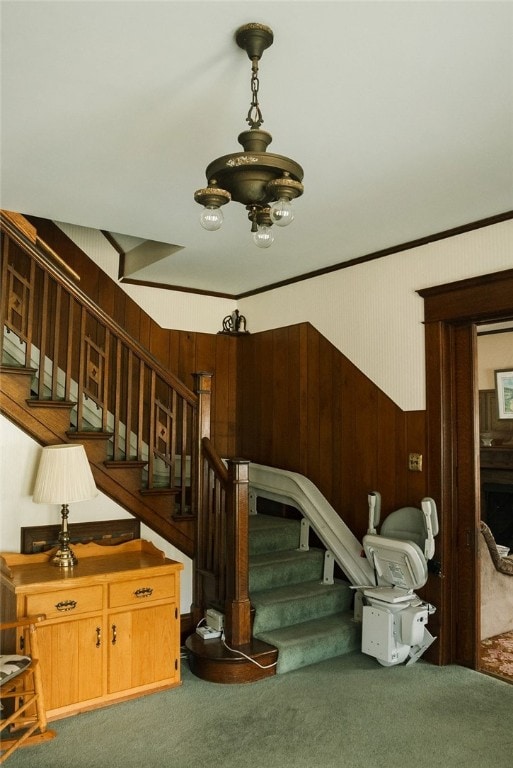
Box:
[196,625,222,640]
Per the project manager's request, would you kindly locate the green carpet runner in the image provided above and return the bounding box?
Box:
[249,514,361,673]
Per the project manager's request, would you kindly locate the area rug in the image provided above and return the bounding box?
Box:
[480,630,513,682]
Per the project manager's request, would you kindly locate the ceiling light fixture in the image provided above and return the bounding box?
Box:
[194,23,304,249]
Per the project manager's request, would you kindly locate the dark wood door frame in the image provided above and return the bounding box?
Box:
[419,268,513,667]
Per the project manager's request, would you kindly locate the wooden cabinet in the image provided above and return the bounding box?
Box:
[0,539,183,720]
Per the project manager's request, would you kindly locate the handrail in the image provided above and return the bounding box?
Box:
[202,436,228,481]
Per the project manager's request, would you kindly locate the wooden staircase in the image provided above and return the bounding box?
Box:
[0,210,213,558]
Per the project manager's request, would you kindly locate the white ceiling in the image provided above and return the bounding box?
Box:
[2,1,512,297]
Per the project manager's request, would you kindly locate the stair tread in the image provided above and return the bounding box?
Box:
[250,548,324,567]
[251,578,350,605]
[255,611,361,673]
[249,514,300,532]
[249,514,302,555]
[256,611,357,645]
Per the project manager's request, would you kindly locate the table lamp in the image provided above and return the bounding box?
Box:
[32,443,98,567]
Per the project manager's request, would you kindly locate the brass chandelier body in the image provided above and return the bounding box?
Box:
[194,23,304,247]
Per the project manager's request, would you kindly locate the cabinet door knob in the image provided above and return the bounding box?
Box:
[134,587,153,598]
[96,626,101,648]
[111,624,117,645]
[56,599,77,612]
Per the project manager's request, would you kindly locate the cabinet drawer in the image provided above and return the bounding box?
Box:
[26,585,103,619]
[109,573,175,608]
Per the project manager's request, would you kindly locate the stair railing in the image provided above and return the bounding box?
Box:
[2,211,252,648]
[194,436,251,647]
[0,211,203,518]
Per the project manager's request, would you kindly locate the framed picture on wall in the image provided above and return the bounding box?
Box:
[495,369,513,419]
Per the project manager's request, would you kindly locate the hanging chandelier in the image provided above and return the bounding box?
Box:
[194,23,304,249]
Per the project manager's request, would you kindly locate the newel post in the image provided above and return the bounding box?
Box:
[191,372,212,626]
[192,372,212,513]
[224,458,252,647]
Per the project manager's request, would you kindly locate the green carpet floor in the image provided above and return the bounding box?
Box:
[4,653,512,768]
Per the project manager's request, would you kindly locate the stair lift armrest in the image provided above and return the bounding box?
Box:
[421,497,438,561]
[367,492,381,535]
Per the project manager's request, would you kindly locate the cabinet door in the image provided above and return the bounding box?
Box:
[36,617,104,710]
[108,603,178,694]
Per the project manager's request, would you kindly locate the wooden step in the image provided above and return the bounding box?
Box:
[26,398,75,434]
[0,365,36,399]
[67,430,113,463]
[185,633,278,684]
[103,459,147,492]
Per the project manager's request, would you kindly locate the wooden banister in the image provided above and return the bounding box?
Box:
[0,211,197,406]
[0,211,202,519]
[194,437,251,646]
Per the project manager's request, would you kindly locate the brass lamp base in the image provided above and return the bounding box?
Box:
[51,546,78,568]
[51,503,77,568]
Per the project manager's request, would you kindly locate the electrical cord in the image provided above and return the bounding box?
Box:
[221,632,278,670]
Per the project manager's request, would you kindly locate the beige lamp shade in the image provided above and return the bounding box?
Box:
[33,444,98,504]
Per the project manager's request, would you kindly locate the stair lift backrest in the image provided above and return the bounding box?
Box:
[379,498,438,561]
[362,533,428,595]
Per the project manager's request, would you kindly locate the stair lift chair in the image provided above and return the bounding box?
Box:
[360,493,439,666]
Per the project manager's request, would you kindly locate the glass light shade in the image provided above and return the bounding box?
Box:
[200,206,224,231]
[270,198,294,227]
[253,225,275,249]
[33,444,98,504]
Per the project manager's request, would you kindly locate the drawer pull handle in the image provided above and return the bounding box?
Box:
[111,624,117,646]
[56,599,77,612]
[134,587,153,598]
[96,627,101,648]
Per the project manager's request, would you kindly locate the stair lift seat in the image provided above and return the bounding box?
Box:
[360,496,438,666]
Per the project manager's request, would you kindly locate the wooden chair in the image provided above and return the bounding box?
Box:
[0,615,56,763]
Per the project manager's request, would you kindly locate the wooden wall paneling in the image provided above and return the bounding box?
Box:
[138,310,151,352]
[305,324,321,482]
[349,373,379,536]
[405,410,428,503]
[287,325,304,470]
[167,330,181,374]
[215,334,237,456]
[256,331,275,463]
[177,332,197,391]
[330,340,345,518]
[122,299,143,345]
[238,331,267,461]
[297,324,310,471]
[317,334,335,502]
[148,319,172,369]
[97,271,117,326]
[375,391,403,513]
[270,327,292,468]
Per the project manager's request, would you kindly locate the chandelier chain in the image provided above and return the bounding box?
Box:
[246,58,263,129]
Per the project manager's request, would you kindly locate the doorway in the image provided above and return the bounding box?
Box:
[476,327,513,683]
[419,268,513,668]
